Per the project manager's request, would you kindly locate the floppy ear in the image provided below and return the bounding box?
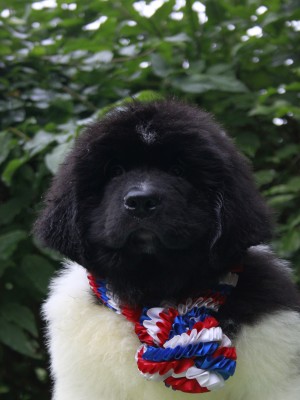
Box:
[33,161,83,264]
[209,153,273,269]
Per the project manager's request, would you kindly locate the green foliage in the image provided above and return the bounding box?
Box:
[0,0,299,398]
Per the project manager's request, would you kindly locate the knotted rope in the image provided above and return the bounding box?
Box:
[88,270,239,393]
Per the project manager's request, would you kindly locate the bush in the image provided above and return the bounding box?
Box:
[0,1,299,398]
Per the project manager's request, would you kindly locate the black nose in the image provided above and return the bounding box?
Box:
[124,189,161,218]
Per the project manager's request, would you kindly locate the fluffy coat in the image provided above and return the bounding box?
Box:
[35,100,300,399]
[43,249,300,400]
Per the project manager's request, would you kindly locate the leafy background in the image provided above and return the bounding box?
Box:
[0,0,299,398]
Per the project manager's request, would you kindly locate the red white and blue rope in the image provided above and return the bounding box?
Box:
[88,270,240,394]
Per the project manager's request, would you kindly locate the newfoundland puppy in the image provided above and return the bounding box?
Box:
[35,100,300,400]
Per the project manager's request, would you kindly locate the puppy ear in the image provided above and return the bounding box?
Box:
[209,154,273,269]
[33,163,83,263]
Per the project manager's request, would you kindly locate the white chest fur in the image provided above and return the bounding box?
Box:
[43,262,300,400]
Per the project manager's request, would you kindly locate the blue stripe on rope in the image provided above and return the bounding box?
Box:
[139,307,152,325]
[168,307,211,340]
[195,356,236,380]
[142,341,219,362]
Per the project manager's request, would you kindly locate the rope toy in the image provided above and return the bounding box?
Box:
[88,270,240,394]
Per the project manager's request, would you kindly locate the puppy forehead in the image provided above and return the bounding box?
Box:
[82,101,231,168]
[136,123,157,145]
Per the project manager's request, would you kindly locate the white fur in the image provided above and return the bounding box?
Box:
[136,123,157,144]
[43,260,300,400]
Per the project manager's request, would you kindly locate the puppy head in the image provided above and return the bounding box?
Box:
[34,100,272,305]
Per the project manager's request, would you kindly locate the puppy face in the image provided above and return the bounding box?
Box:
[34,100,272,305]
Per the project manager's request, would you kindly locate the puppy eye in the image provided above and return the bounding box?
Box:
[169,164,185,177]
[107,164,125,178]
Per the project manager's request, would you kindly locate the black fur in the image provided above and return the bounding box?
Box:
[34,100,300,331]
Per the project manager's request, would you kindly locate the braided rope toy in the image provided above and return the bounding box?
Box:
[88,270,240,394]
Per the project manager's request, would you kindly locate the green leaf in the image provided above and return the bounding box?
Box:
[150,53,173,78]
[0,195,31,225]
[83,50,114,64]
[21,255,55,294]
[171,76,215,93]
[206,64,233,75]
[24,130,56,157]
[45,141,74,175]
[264,178,300,195]
[0,317,39,358]
[267,194,295,207]
[0,132,14,165]
[171,74,248,94]
[235,132,261,157]
[255,169,276,187]
[118,45,137,57]
[287,177,300,192]
[189,60,205,72]
[281,230,300,253]
[0,46,11,56]
[1,156,29,185]
[287,214,300,229]
[133,90,164,102]
[249,104,274,117]
[275,144,300,161]
[0,230,27,261]
[165,33,191,42]
[1,303,38,337]
[264,185,292,195]
[205,75,248,93]
[285,82,300,91]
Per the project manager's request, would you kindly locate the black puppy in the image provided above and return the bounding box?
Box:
[35,100,300,400]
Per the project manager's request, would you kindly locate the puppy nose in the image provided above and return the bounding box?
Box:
[124,189,161,218]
